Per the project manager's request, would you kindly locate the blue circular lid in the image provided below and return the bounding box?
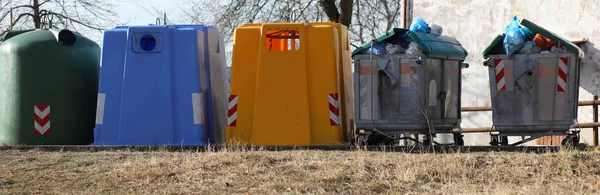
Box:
[140,35,156,51]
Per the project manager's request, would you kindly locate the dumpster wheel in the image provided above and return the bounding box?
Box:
[365,132,395,146]
[500,136,509,146]
[452,133,464,146]
[490,134,500,146]
[355,132,368,146]
[561,133,580,146]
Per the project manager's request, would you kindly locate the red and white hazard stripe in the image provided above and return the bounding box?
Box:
[328,93,339,126]
[495,59,506,92]
[34,104,50,136]
[557,58,568,92]
[400,64,411,87]
[227,95,238,127]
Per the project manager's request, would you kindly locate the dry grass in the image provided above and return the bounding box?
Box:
[1,148,600,194]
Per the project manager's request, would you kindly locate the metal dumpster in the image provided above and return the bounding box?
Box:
[482,19,584,145]
[352,28,468,145]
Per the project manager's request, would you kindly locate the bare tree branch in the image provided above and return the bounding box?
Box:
[0,0,116,38]
[172,0,403,63]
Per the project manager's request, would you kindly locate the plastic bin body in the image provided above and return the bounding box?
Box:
[486,53,580,135]
[352,55,462,134]
[0,29,100,145]
[226,22,354,146]
[93,24,228,146]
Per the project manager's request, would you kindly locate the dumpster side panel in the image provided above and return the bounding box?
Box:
[226,27,261,144]
[399,57,426,123]
[306,25,343,145]
[251,24,311,145]
[0,45,19,145]
[93,28,127,145]
[172,28,207,145]
[425,58,443,120]
[356,57,380,121]
[488,53,577,134]
[443,60,460,119]
[207,28,229,144]
[339,26,355,142]
[512,57,533,126]
[489,57,515,126]
[538,57,564,121]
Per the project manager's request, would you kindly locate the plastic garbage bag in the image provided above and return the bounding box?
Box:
[388,44,405,54]
[551,45,568,53]
[533,34,557,51]
[409,18,431,34]
[364,42,386,55]
[503,16,531,56]
[517,41,541,54]
[395,32,412,49]
[405,42,423,55]
[430,24,443,36]
[521,26,535,41]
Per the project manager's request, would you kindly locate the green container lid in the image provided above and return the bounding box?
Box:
[351,28,469,61]
[482,19,585,58]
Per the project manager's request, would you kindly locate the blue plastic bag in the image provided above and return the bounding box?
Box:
[503,16,533,56]
[409,18,431,34]
[520,26,535,40]
[363,42,386,55]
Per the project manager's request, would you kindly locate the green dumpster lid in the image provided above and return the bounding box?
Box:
[351,28,469,61]
[482,19,585,58]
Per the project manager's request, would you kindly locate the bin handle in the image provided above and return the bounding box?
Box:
[482,58,493,67]
[461,62,469,69]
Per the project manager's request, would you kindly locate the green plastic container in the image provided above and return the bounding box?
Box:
[0,29,100,145]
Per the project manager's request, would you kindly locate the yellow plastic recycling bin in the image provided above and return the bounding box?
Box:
[226,22,354,146]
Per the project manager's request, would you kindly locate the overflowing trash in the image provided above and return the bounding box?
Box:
[409,18,431,34]
[502,16,567,56]
[533,33,557,51]
[516,41,541,54]
[405,42,424,55]
[362,18,442,55]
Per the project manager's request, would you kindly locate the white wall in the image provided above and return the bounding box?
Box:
[411,0,600,145]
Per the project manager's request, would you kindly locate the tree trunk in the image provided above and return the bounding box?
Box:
[319,0,339,23]
[32,0,41,29]
[338,0,353,27]
[319,0,354,27]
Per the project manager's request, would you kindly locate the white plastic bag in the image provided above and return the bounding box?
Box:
[405,42,423,55]
[551,46,568,53]
[517,41,541,54]
[388,45,405,54]
[430,24,443,36]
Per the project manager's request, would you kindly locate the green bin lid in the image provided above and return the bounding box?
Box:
[482,19,584,58]
[351,28,468,61]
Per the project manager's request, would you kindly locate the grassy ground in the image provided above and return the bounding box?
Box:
[1,148,599,194]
